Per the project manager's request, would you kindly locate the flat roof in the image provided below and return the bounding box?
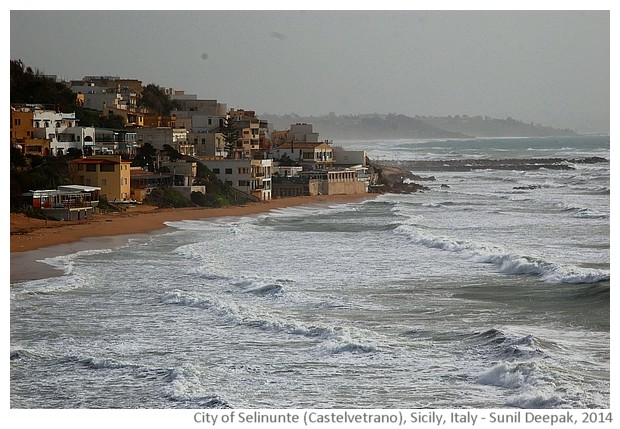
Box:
[58,185,101,192]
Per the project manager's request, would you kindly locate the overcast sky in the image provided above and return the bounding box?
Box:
[10,8,611,133]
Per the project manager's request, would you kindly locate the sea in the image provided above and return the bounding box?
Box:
[10,135,611,412]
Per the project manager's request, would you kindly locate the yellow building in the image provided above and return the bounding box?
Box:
[70,156,132,201]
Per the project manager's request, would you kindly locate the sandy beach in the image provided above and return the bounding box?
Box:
[10,193,376,283]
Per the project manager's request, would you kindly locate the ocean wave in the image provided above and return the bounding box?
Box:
[505,392,563,409]
[10,348,43,361]
[554,202,608,219]
[476,361,538,389]
[32,248,114,277]
[478,361,577,408]
[320,340,379,355]
[11,270,94,296]
[243,284,284,297]
[161,290,378,354]
[162,364,232,409]
[59,354,144,370]
[264,201,363,222]
[394,225,609,284]
[467,329,546,361]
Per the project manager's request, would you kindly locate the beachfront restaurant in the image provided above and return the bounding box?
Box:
[23,185,101,221]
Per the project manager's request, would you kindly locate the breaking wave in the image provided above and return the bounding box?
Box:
[394,225,609,284]
[161,289,378,354]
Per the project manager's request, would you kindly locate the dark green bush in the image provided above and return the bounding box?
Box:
[144,188,191,208]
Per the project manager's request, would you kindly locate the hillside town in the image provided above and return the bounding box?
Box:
[10,71,375,221]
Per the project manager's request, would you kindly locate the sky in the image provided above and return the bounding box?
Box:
[9,6,612,134]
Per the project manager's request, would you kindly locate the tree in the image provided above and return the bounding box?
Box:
[74,106,126,128]
[137,84,180,115]
[222,117,238,159]
[132,143,157,171]
[162,144,184,161]
[10,59,76,109]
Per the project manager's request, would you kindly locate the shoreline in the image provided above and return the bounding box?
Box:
[10,193,376,284]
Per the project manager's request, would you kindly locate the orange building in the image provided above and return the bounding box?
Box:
[10,107,51,155]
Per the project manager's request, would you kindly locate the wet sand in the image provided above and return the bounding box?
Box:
[10,194,376,284]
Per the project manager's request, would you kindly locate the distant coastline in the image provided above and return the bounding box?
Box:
[261,112,581,141]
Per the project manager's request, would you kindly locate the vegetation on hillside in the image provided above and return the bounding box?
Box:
[10,60,75,109]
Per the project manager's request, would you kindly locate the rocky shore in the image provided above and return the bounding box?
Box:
[363,155,609,194]
[378,156,608,172]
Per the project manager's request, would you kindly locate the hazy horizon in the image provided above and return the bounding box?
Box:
[10,9,610,134]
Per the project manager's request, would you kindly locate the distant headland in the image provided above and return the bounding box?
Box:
[261,112,579,141]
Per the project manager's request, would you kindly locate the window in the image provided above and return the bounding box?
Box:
[100,164,115,172]
[123,178,128,185]
[86,164,97,172]
[238,180,249,187]
[212,168,220,174]
[225,168,233,174]
[208,118,212,125]
[202,138,206,144]
[101,179,107,187]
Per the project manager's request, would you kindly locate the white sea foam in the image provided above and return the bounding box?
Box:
[10,136,609,409]
[161,289,379,353]
[476,361,539,389]
[394,225,609,284]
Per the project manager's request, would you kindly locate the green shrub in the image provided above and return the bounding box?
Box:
[144,187,191,208]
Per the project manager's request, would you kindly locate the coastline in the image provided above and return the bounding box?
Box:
[10,193,376,284]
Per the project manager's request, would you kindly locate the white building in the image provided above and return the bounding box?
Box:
[201,158,272,201]
[172,128,193,156]
[172,111,224,132]
[31,110,95,155]
[333,148,367,166]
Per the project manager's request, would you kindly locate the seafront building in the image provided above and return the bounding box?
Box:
[11,74,370,209]
[21,185,100,221]
[69,155,132,202]
[269,122,369,197]
[201,158,273,201]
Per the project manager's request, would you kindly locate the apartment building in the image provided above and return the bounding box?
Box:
[201,158,272,201]
[16,108,96,156]
[228,109,271,159]
[70,155,132,201]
